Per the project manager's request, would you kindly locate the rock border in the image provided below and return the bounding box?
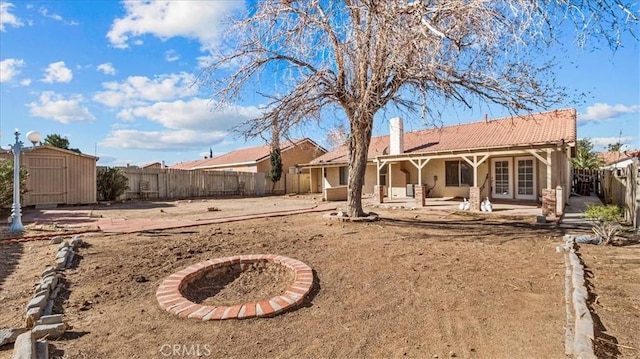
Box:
[156,255,314,320]
[6,235,82,359]
[557,235,597,359]
[322,211,379,222]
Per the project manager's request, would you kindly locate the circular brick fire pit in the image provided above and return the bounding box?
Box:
[156,255,314,320]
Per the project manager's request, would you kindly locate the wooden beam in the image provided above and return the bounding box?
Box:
[546,149,552,189]
[460,156,474,167]
[476,154,489,166]
[526,149,549,166]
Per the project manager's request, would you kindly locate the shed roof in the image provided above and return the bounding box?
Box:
[310,108,577,164]
[0,145,99,161]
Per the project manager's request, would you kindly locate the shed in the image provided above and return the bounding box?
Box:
[0,145,98,206]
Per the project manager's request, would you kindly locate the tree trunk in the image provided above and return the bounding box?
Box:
[346,119,373,217]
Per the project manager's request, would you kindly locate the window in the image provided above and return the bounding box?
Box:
[339,166,348,185]
[379,165,388,186]
[445,161,472,187]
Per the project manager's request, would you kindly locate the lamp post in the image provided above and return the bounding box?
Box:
[7,129,42,232]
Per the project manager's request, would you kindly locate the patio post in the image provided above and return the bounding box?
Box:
[415,184,426,207]
[388,163,393,199]
[374,185,384,203]
[375,159,383,203]
[469,187,481,211]
[541,188,557,218]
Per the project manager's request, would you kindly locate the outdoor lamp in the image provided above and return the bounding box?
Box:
[5,129,42,232]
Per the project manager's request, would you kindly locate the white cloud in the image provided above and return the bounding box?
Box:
[0,58,25,82]
[100,129,227,151]
[590,136,635,150]
[39,6,78,25]
[579,103,640,122]
[39,7,62,21]
[0,2,24,31]
[106,1,244,51]
[119,97,262,132]
[165,49,180,62]
[93,72,197,107]
[97,62,116,75]
[27,91,96,123]
[42,61,73,83]
[20,78,31,86]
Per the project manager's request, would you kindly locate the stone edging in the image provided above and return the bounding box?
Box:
[557,235,597,359]
[156,255,314,320]
[8,235,83,359]
[323,211,379,222]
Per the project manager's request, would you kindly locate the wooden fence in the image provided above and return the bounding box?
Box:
[572,168,604,196]
[103,167,266,201]
[102,167,312,201]
[602,159,639,228]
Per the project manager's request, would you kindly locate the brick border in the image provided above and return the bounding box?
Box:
[156,255,314,320]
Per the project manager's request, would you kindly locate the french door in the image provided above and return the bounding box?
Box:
[492,157,536,200]
[515,157,536,200]
[492,158,512,199]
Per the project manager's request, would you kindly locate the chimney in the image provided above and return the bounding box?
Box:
[389,117,404,155]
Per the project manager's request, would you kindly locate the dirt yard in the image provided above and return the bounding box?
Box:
[1,197,638,359]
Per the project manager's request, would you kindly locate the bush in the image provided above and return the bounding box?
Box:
[583,204,623,245]
[97,167,129,201]
[0,160,28,208]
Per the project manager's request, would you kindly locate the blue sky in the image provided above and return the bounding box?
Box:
[0,1,638,167]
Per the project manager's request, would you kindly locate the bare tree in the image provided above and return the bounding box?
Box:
[202,0,637,217]
[325,124,350,151]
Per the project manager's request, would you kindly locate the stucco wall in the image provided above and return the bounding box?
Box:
[256,141,325,174]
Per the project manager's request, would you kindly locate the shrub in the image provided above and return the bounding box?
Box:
[583,204,623,245]
[269,147,283,192]
[97,167,129,201]
[0,160,28,208]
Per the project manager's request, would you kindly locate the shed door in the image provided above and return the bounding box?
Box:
[24,156,66,205]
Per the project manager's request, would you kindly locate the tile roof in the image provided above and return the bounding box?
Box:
[310,108,577,164]
[598,150,639,165]
[172,138,322,170]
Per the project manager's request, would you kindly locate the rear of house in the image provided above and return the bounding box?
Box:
[304,109,576,215]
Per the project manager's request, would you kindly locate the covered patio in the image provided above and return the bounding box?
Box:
[362,195,545,218]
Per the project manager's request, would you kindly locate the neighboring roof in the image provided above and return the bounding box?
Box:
[172,138,326,170]
[598,150,639,166]
[141,162,162,168]
[310,108,577,165]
